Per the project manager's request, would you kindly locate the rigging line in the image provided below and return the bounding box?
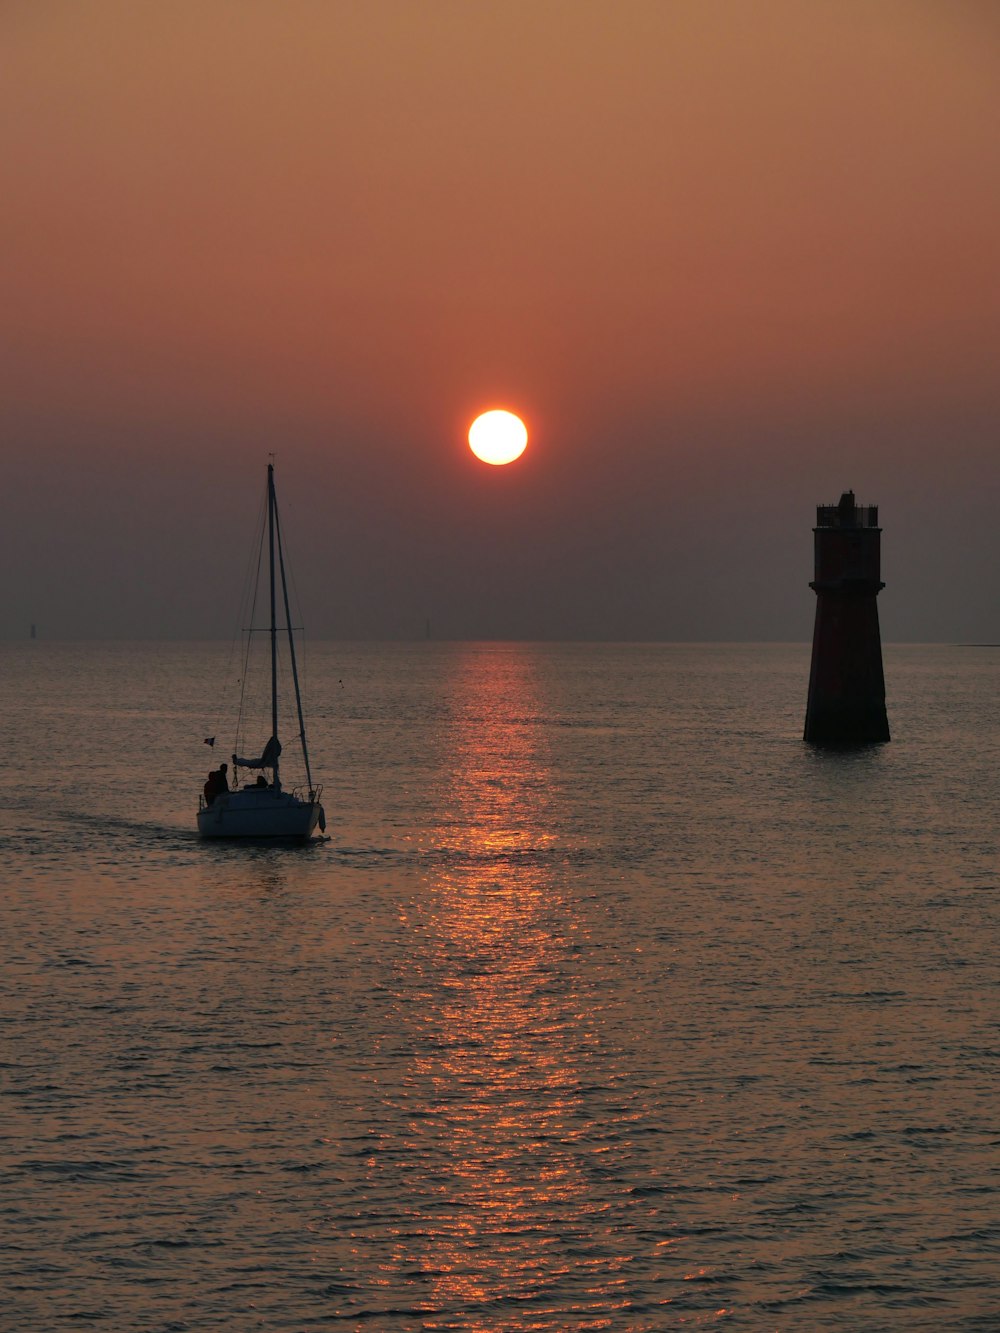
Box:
[237,489,269,628]
[272,488,308,691]
[278,494,304,622]
[235,489,267,761]
[210,487,267,751]
[269,479,312,787]
[273,486,314,794]
[268,464,279,775]
[281,511,310,715]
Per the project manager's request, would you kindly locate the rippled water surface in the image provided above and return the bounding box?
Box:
[2,641,999,1330]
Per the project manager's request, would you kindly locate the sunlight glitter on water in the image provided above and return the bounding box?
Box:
[365,650,654,1329]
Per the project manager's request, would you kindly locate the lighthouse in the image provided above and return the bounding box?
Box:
[804,490,890,745]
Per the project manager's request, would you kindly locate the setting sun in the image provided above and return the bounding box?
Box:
[468,410,528,466]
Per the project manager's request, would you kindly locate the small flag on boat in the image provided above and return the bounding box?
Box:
[204,737,215,747]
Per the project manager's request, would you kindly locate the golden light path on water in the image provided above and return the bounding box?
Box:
[363,649,657,1330]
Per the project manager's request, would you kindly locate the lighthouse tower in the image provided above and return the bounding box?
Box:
[804,490,890,745]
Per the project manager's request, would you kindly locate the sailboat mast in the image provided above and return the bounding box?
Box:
[267,462,280,788]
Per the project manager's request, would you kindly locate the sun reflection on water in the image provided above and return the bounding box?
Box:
[367,647,651,1330]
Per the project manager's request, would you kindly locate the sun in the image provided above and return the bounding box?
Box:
[468,409,528,466]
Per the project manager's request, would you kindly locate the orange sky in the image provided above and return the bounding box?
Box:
[2,2,999,639]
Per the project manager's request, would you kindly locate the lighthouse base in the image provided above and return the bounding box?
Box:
[804,591,890,746]
[803,700,890,746]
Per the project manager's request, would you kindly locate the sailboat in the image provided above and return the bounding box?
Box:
[197,463,326,840]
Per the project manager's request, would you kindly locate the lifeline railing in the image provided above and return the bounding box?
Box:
[815,503,879,529]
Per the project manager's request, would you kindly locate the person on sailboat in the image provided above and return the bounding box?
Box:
[203,762,229,806]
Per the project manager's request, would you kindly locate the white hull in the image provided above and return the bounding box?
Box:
[197,788,324,840]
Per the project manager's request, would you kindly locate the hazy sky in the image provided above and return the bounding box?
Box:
[3,1,999,640]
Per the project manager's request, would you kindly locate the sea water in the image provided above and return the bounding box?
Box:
[1,641,998,1330]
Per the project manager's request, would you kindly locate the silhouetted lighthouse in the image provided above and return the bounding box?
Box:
[804,490,890,745]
